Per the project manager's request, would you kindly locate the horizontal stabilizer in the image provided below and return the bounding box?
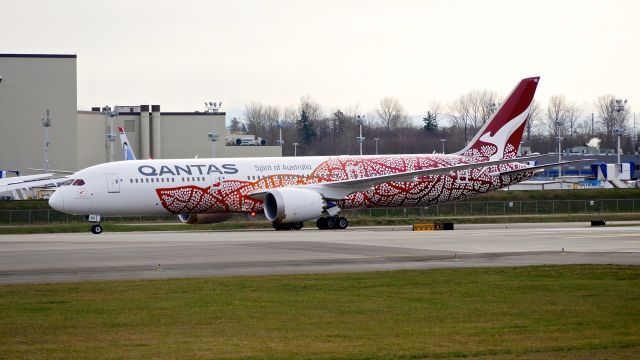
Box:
[488,159,594,177]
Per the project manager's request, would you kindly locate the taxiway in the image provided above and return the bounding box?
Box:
[0,222,638,284]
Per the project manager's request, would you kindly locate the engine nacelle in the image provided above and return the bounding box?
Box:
[178,213,232,224]
[263,188,325,223]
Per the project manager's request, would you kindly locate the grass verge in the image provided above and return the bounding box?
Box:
[0,265,639,359]
[1,213,639,234]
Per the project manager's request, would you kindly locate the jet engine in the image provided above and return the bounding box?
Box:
[263,188,326,223]
[178,213,233,224]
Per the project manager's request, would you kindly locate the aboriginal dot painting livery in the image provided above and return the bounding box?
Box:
[48,77,590,234]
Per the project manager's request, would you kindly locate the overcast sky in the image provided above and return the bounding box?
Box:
[2,0,638,121]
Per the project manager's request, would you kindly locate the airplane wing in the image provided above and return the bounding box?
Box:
[26,167,76,175]
[488,159,594,177]
[0,177,67,193]
[0,173,55,186]
[249,155,542,201]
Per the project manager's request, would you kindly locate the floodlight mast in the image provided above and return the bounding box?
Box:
[356,115,365,156]
[612,99,627,165]
[555,120,563,177]
[41,109,52,171]
[276,120,284,147]
[205,101,223,157]
[103,106,119,162]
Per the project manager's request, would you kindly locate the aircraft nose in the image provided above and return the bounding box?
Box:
[49,189,65,211]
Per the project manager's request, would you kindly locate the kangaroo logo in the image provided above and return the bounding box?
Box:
[478,106,530,160]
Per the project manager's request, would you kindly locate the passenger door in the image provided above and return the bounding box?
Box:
[105,173,121,193]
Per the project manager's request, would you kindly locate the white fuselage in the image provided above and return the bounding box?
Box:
[49,154,531,217]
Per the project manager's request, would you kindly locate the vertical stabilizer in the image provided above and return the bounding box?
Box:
[455,77,540,159]
[118,127,137,160]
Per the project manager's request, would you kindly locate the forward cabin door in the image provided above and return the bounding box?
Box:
[105,173,121,193]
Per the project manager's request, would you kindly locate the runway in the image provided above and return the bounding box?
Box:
[1,222,639,284]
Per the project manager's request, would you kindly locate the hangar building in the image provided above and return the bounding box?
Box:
[0,53,281,174]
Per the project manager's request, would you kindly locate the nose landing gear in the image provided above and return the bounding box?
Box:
[87,214,102,234]
[90,223,103,234]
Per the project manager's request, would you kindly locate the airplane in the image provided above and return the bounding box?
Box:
[49,77,589,234]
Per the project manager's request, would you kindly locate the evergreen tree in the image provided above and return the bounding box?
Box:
[422,111,438,133]
[296,110,317,145]
[228,117,243,132]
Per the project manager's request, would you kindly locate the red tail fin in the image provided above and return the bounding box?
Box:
[455,77,540,159]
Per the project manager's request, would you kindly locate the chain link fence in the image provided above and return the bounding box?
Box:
[1,199,639,225]
[344,199,640,219]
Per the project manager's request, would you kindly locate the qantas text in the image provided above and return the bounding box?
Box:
[138,164,238,176]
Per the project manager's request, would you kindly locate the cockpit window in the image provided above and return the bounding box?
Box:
[62,179,74,186]
[72,179,85,186]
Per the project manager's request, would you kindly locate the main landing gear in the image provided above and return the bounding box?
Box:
[272,222,304,231]
[316,216,348,230]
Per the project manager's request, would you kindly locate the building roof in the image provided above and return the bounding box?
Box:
[0,53,77,58]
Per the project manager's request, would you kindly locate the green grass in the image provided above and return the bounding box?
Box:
[0,265,639,359]
[1,213,639,234]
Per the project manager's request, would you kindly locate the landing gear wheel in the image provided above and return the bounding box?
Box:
[293,222,304,230]
[90,224,103,234]
[326,217,337,229]
[316,218,328,230]
[337,217,349,229]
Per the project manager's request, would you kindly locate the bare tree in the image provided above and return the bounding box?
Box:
[376,97,407,132]
[244,102,281,143]
[525,101,542,140]
[595,95,630,148]
[565,104,580,146]
[298,95,323,121]
[448,89,497,143]
[545,95,569,137]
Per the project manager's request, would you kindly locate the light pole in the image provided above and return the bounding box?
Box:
[103,106,119,162]
[556,120,563,177]
[205,102,222,158]
[207,131,219,158]
[356,115,365,156]
[41,109,52,171]
[292,142,299,157]
[612,99,627,164]
[276,120,284,147]
[374,138,380,155]
[440,138,446,154]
